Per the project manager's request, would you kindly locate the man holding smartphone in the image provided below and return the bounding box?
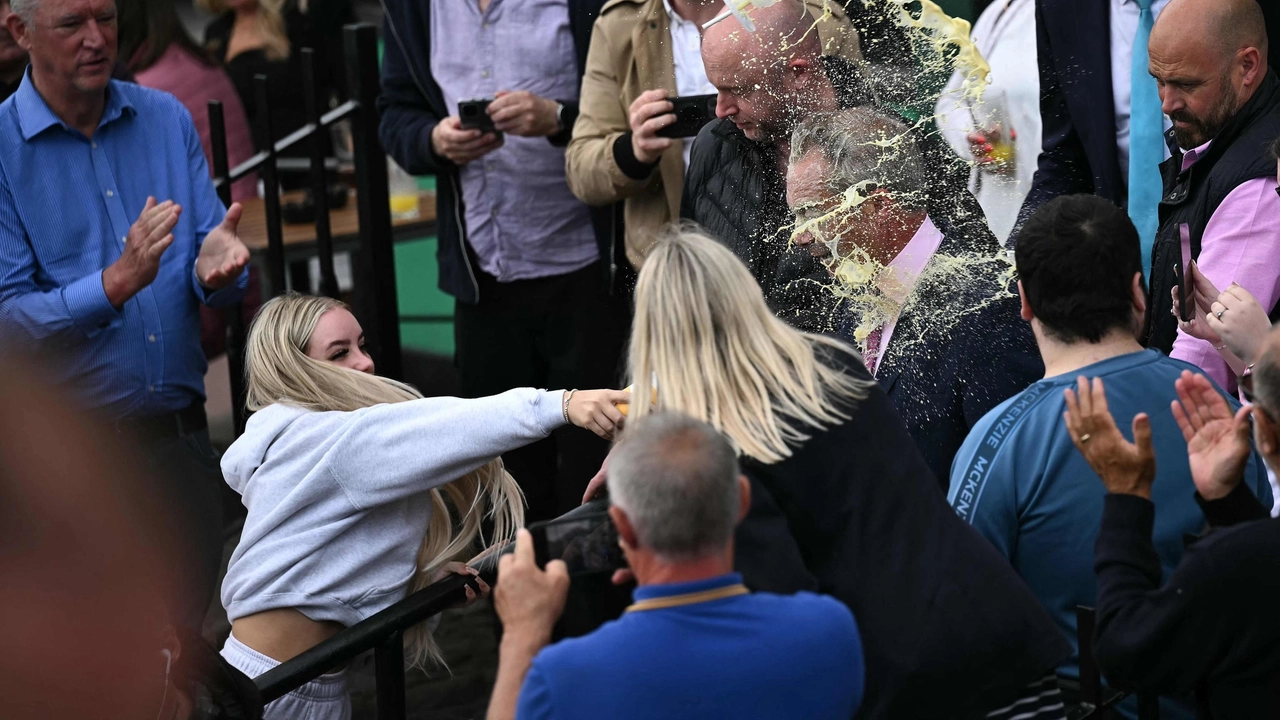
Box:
[378,0,627,522]
[566,0,860,271]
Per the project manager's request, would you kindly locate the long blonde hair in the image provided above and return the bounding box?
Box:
[198,0,291,62]
[245,293,524,668]
[628,227,874,464]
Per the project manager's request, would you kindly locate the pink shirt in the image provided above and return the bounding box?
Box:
[135,45,257,202]
[1168,141,1280,390]
[872,216,947,374]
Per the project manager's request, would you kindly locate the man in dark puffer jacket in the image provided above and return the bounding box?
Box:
[682,0,994,332]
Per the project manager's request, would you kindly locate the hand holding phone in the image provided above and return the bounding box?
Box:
[655,94,717,138]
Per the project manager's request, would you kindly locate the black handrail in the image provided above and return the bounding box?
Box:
[254,500,609,715]
[207,23,404,441]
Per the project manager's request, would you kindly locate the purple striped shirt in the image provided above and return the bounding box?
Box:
[429,0,598,282]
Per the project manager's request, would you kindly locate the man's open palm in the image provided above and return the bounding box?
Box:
[1171,371,1252,500]
[196,203,250,290]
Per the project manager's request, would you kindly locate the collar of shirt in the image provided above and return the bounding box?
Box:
[1180,138,1213,173]
[14,66,135,141]
[873,215,945,371]
[631,572,745,605]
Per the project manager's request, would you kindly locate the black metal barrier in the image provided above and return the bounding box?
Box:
[253,500,609,718]
[1073,606,1159,720]
[207,23,400,436]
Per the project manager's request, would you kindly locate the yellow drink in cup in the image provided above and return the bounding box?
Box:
[390,194,419,219]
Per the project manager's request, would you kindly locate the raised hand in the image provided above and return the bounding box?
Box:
[196,202,250,290]
[1064,376,1156,499]
[1206,284,1272,365]
[629,89,675,165]
[102,197,181,308]
[565,389,630,440]
[1171,370,1252,500]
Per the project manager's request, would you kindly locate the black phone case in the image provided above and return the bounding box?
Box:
[657,94,717,138]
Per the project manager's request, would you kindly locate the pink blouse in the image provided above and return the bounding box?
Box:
[136,45,257,202]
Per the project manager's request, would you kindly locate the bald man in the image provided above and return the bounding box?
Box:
[1141,0,1280,398]
[680,0,994,332]
[1069,324,1280,717]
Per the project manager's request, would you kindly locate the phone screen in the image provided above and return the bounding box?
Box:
[528,510,627,577]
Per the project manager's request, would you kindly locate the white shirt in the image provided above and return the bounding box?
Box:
[1110,0,1173,181]
[664,0,717,169]
[934,0,1040,243]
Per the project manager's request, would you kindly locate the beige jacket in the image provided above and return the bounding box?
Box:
[566,0,862,268]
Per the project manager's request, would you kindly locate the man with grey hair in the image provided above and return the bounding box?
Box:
[487,412,865,720]
[1065,324,1280,715]
[787,106,1042,486]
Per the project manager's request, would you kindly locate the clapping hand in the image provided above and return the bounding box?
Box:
[1064,376,1156,499]
[195,202,250,290]
[1171,370,1252,501]
[102,197,181,307]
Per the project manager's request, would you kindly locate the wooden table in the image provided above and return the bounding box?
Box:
[236,189,438,295]
[237,190,438,253]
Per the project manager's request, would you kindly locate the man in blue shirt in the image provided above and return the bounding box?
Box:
[0,0,249,628]
[948,195,1272,715]
[488,412,864,720]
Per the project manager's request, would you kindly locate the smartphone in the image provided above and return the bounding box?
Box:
[656,94,717,138]
[458,98,496,132]
[527,504,627,577]
[1177,223,1193,323]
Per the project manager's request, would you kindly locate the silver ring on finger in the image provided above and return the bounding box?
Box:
[1215,308,1226,320]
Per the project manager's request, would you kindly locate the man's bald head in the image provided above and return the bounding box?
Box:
[701,0,836,142]
[1153,0,1267,63]
[1148,0,1269,148]
[702,0,823,73]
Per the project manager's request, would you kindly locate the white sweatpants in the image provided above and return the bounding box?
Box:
[221,633,351,720]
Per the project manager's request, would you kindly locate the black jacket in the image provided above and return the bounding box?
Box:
[736,348,1071,720]
[874,218,1044,488]
[376,0,617,304]
[681,55,996,330]
[1094,485,1280,718]
[1143,70,1280,353]
[1020,0,1126,224]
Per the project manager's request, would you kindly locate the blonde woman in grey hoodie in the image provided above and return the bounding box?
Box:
[218,293,627,720]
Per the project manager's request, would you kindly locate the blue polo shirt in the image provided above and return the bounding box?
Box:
[0,70,247,419]
[948,349,1272,682]
[515,573,864,720]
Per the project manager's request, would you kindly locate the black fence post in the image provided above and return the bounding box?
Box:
[345,23,403,381]
[303,48,340,299]
[255,74,287,297]
[208,100,249,437]
[374,631,406,720]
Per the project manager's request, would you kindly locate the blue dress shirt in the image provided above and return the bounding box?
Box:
[0,70,247,419]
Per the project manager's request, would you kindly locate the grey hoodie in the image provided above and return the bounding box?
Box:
[220,388,564,627]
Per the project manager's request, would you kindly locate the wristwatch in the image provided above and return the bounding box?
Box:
[554,102,567,133]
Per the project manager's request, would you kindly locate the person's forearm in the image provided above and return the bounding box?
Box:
[1196,481,1269,528]
[487,633,547,720]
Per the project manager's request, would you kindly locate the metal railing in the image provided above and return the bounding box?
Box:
[252,500,609,718]
[206,23,401,436]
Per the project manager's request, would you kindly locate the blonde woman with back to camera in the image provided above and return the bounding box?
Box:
[220,293,626,719]
[591,227,1072,719]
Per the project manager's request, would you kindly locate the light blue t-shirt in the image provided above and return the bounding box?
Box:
[948,350,1272,682]
[515,573,864,720]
